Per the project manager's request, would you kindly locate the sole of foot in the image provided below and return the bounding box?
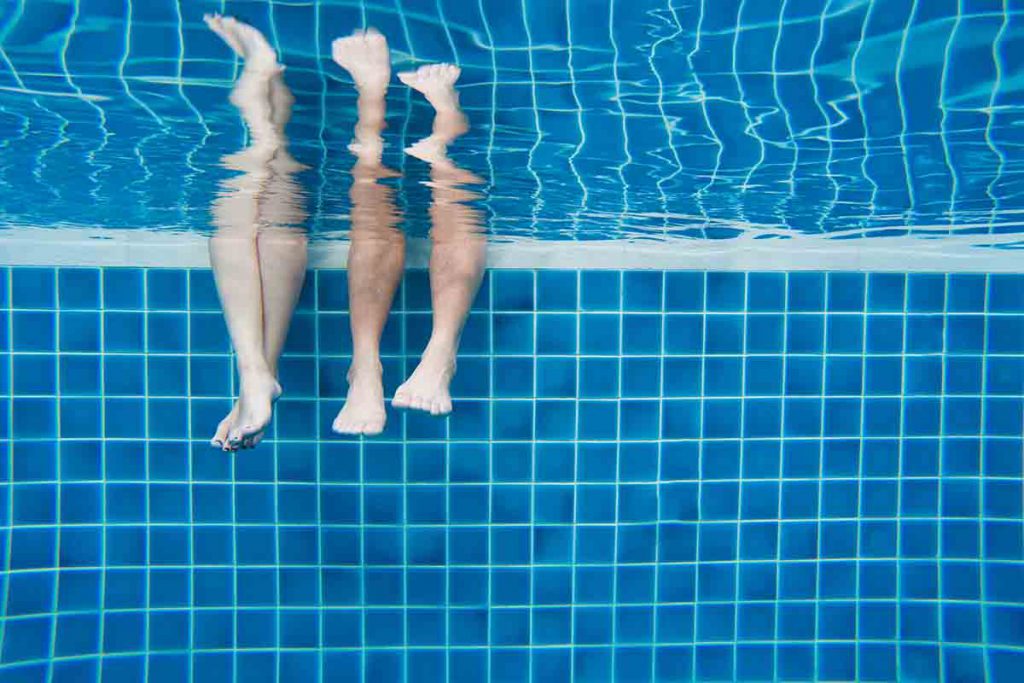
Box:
[331,28,391,93]
[397,63,461,111]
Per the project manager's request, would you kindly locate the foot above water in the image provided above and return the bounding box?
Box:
[397,63,461,112]
[331,28,391,94]
[204,14,280,73]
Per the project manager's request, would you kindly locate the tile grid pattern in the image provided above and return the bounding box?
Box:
[0,267,1023,681]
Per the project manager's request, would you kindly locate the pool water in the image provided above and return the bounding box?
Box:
[0,0,1022,245]
[1,1,1024,683]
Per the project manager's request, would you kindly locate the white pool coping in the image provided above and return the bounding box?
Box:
[0,227,1021,272]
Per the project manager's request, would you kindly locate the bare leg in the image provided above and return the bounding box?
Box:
[393,64,485,416]
[331,29,404,436]
[206,14,306,449]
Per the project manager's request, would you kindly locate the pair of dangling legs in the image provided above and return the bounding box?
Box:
[331,29,484,436]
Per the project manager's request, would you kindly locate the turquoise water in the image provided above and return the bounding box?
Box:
[2,2,1024,682]
[0,0,1022,243]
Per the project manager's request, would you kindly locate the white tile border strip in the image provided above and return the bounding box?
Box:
[0,227,1021,271]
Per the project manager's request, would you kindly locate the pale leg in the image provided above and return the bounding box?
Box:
[206,14,306,449]
[393,64,485,416]
[331,29,404,436]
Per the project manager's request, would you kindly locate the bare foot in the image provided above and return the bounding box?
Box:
[393,345,456,416]
[211,402,265,451]
[333,362,386,436]
[331,28,391,95]
[225,372,282,447]
[398,63,461,112]
[204,14,280,74]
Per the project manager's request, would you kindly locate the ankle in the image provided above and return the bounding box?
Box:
[348,357,383,380]
[423,338,457,362]
[238,360,273,379]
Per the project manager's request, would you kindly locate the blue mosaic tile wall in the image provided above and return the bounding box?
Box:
[1,266,1023,682]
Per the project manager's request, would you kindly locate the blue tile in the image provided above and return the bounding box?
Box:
[580,313,619,354]
[537,357,576,397]
[706,272,744,311]
[621,357,660,397]
[907,314,943,353]
[662,400,699,439]
[191,312,231,352]
[495,356,536,397]
[747,273,784,312]
[537,271,577,311]
[536,400,576,439]
[988,316,1024,353]
[989,274,1024,312]
[786,314,824,353]
[664,314,703,353]
[147,312,188,352]
[579,357,619,397]
[493,270,535,311]
[578,401,617,440]
[14,311,55,351]
[102,269,144,309]
[537,313,576,354]
[493,313,533,354]
[622,314,661,354]
[704,357,741,396]
[13,398,56,438]
[581,271,620,311]
[868,273,905,312]
[747,314,783,353]
[59,355,100,396]
[58,268,100,309]
[866,315,903,353]
[12,268,55,308]
[826,273,865,312]
[623,271,662,311]
[190,270,226,313]
[704,315,742,354]
[665,272,704,311]
[947,274,985,312]
[104,312,144,351]
[147,269,187,310]
[104,355,145,395]
[316,270,349,312]
[13,354,56,395]
[907,273,945,312]
[823,315,864,352]
[787,273,824,311]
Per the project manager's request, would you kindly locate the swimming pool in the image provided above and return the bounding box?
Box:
[2,2,1023,682]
